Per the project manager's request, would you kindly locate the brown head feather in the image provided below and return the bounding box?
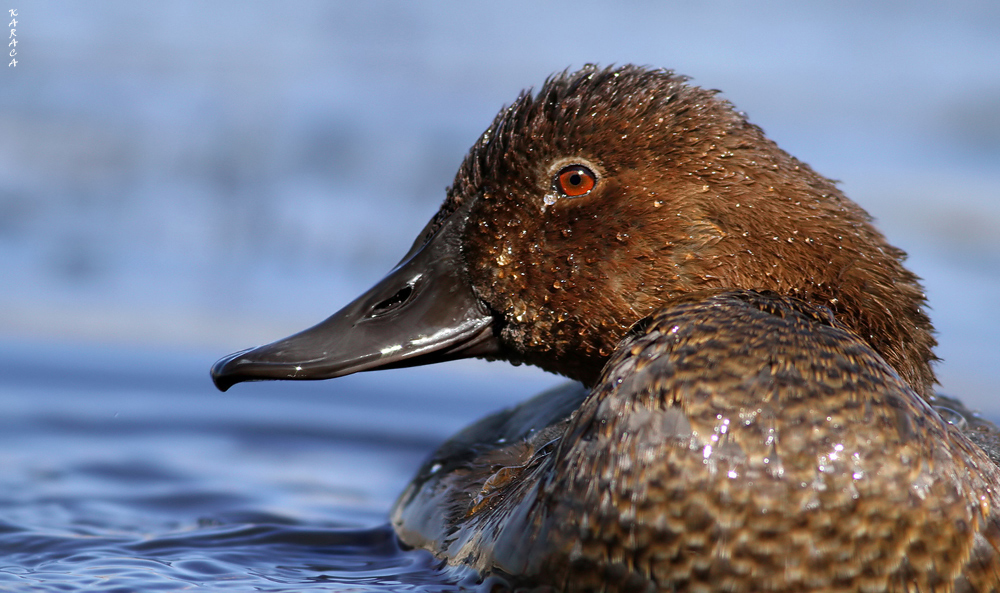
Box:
[440,64,935,396]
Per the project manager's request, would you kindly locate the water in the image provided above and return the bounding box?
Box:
[0,523,453,591]
[0,340,562,590]
[1,1,999,590]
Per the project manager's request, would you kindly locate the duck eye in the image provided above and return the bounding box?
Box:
[554,165,596,198]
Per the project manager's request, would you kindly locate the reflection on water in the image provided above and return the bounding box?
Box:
[0,340,561,591]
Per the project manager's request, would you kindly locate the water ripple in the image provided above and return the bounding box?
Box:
[0,523,474,591]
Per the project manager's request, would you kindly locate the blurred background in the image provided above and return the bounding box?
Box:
[2,1,999,407]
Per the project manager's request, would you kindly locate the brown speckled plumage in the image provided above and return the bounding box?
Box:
[389,66,1000,591]
[394,291,1000,591]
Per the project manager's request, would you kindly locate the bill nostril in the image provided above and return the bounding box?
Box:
[370,284,414,317]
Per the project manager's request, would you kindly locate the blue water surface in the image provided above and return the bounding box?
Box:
[0,340,562,590]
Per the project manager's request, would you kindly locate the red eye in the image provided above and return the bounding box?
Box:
[555,165,596,197]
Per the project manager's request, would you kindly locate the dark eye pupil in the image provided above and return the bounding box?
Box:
[568,173,582,186]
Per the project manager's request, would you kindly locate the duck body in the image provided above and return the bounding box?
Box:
[211,65,1000,591]
[394,291,1000,591]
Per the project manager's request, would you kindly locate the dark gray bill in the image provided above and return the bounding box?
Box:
[210,211,499,392]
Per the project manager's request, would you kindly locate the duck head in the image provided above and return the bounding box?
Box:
[212,65,936,396]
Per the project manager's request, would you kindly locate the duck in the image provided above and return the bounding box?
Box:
[211,65,1000,592]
